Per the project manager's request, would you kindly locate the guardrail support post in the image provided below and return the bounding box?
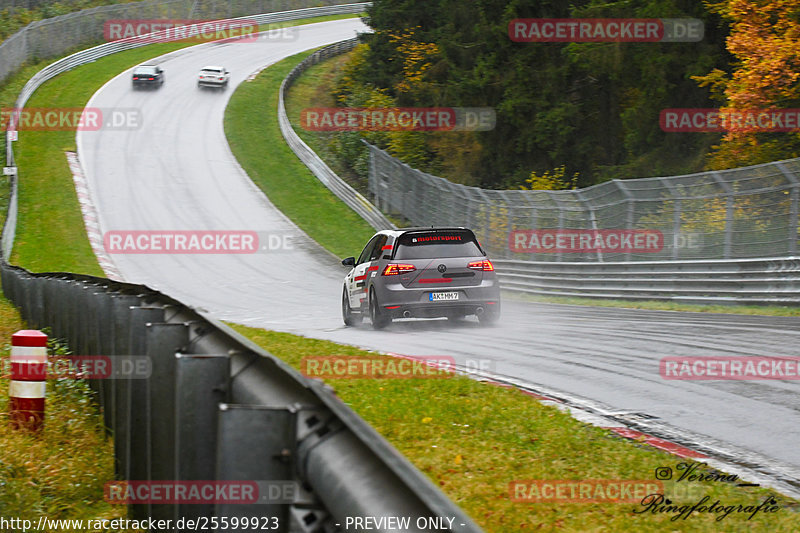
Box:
[110,297,146,490]
[147,321,190,523]
[126,306,165,521]
[215,405,298,531]
[175,353,230,522]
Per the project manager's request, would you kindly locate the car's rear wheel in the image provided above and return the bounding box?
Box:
[369,290,391,330]
[478,304,500,326]
[342,286,361,326]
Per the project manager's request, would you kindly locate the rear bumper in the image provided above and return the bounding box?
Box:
[382,302,500,319]
[374,280,501,318]
[198,79,226,86]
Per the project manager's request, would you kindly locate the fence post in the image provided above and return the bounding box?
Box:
[776,162,800,256]
[712,172,734,259]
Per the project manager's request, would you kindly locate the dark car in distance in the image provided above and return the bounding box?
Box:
[341,227,501,329]
[132,64,164,89]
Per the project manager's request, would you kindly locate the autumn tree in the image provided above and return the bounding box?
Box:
[695,0,800,169]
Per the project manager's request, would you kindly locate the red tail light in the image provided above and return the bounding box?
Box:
[147,77,154,80]
[468,260,494,271]
[383,264,416,275]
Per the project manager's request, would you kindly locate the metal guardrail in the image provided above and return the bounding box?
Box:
[494,257,800,305]
[278,37,395,231]
[0,5,483,530]
[4,3,371,249]
[0,264,483,531]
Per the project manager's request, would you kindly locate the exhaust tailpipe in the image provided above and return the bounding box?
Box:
[402,310,412,318]
[475,307,484,315]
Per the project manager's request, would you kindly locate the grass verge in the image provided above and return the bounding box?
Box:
[224,49,375,259]
[0,296,139,530]
[229,325,800,533]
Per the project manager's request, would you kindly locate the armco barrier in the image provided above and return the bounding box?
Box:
[0,4,483,530]
[494,257,800,305]
[0,264,484,531]
[279,38,395,231]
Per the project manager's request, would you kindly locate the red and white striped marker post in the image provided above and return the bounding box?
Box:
[9,330,48,431]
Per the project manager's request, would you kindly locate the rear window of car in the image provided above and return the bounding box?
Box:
[201,68,222,74]
[393,230,484,259]
[134,66,157,74]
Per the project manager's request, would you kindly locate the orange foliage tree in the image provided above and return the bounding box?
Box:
[695,0,800,169]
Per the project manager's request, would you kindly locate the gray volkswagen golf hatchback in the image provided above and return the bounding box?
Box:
[341,227,501,329]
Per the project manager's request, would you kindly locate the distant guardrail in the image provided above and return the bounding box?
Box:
[278,37,395,231]
[494,257,800,305]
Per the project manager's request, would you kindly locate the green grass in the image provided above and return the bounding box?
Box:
[0,295,141,530]
[4,14,362,273]
[224,50,375,259]
[229,325,800,533]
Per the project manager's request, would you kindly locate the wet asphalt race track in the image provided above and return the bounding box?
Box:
[77,18,800,490]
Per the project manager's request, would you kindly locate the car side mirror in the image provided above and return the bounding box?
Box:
[341,257,355,267]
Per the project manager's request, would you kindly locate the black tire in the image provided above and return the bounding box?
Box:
[342,286,361,326]
[369,290,391,330]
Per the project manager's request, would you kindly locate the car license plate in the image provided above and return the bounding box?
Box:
[430,292,459,301]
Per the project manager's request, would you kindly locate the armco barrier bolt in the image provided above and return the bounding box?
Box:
[9,330,47,431]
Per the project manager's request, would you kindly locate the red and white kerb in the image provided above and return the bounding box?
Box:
[9,330,47,431]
